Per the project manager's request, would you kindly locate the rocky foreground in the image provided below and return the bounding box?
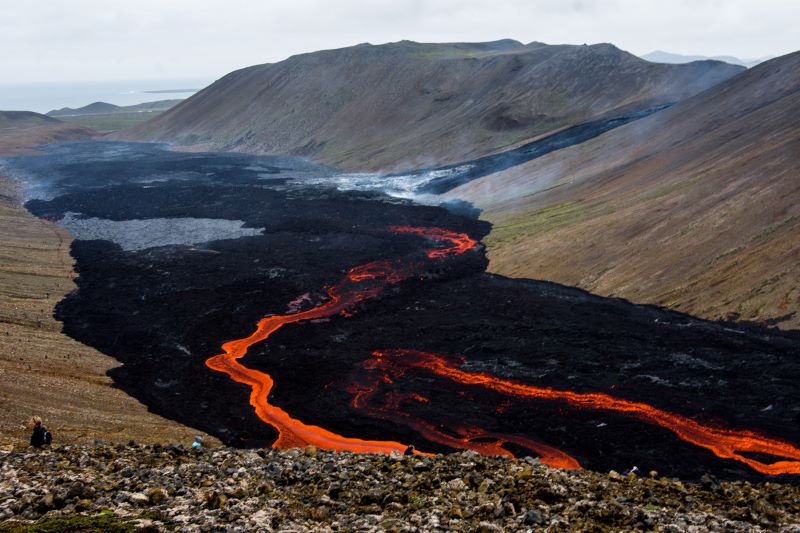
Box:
[1,445,799,532]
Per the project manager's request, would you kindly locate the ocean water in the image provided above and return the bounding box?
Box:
[0,78,213,114]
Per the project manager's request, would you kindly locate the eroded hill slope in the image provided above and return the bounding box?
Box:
[448,51,800,329]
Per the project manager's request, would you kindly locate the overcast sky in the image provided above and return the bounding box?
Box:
[2,0,797,84]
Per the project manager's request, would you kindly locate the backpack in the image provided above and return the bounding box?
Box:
[31,425,50,447]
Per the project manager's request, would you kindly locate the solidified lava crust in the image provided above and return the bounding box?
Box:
[6,141,800,481]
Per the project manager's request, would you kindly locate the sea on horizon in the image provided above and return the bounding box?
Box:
[0,78,213,114]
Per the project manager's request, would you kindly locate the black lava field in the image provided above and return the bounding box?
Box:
[5,141,800,481]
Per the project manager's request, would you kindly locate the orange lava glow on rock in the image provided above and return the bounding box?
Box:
[205,226,479,455]
[389,225,479,258]
[206,223,800,475]
[348,370,582,469]
[367,349,800,475]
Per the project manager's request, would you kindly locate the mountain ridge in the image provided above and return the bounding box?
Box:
[121,40,744,171]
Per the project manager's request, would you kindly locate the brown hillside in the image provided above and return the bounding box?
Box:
[0,111,96,155]
[448,51,800,329]
[0,117,216,448]
[122,40,743,171]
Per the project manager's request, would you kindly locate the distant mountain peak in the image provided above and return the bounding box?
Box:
[47,99,182,117]
[48,101,120,116]
[641,50,770,68]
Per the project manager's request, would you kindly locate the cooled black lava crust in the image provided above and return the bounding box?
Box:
[8,142,800,481]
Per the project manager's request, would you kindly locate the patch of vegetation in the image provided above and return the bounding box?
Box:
[0,513,155,533]
[484,171,697,253]
[487,201,583,246]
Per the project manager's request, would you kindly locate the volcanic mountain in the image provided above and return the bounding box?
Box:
[447,51,800,329]
[122,40,743,170]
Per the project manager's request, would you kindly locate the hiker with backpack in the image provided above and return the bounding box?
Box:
[29,416,52,448]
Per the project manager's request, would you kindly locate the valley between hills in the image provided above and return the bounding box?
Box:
[0,37,799,530]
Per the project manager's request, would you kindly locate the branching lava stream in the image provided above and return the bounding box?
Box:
[359,350,800,475]
[207,226,800,475]
[206,227,482,455]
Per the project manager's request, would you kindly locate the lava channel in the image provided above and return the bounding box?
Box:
[348,379,582,469]
[365,349,800,476]
[206,226,482,454]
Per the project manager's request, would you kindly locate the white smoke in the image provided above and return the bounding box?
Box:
[295,164,474,205]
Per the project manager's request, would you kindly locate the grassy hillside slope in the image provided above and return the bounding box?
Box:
[448,51,800,329]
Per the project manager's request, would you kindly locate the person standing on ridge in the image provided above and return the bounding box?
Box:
[29,416,52,448]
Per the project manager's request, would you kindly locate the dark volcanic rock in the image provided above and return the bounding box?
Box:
[3,141,800,483]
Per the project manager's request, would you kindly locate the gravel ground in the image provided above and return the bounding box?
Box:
[2,444,799,532]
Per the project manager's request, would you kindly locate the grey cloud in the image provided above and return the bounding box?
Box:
[0,0,796,83]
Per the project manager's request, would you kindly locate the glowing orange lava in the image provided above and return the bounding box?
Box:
[206,223,800,475]
[389,225,479,258]
[367,349,800,475]
[347,374,582,469]
[205,226,479,454]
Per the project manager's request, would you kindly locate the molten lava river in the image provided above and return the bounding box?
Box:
[11,142,798,480]
[206,226,800,476]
